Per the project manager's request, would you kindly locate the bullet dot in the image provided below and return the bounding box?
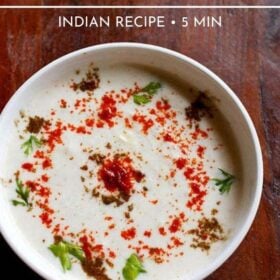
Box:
[171,20,176,25]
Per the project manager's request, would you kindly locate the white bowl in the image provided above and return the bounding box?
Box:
[0,43,263,280]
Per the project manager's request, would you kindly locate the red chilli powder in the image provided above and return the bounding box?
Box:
[98,95,118,127]
[121,227,136,240]
[98,156,143,197]
[169,218,182,233]
[21,162,34,172]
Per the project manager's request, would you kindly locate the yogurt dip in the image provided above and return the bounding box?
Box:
[0,62,241,280]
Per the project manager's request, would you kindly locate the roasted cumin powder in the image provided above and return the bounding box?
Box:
[188,217,225,251]
[81,257,111,280]
[26,116,45,133]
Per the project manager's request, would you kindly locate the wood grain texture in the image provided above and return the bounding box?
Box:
[0,0,279,6]
[0,2,279,280]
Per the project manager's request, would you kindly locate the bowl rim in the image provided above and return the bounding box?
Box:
[0,42,263,280]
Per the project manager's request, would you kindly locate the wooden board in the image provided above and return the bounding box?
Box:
[0,2,279,279]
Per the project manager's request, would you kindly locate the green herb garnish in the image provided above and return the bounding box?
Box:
[133,82,161,105]
[212,168,235,194]
[49,240,85,271]
[12,178,30,207]
[122,254,146,280]
[133,94,151,105]
[21,135,42,155]
[141,82,161,95]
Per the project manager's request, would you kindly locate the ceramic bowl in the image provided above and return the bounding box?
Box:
[0,43,263,280]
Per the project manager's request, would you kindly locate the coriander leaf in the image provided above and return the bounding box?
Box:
[12,200,26,206]
[218,168,233,178]
[133,94,151,105]
[133,82,161,106]
[212,169,235,194]
[49,240,85,272]
[21,135,42,156]
[65,241,85,262]
[16,179,29,203]
[49,242,71,271]
[141,82,161,95]
[11,179,30,208]
[122,254,146,280]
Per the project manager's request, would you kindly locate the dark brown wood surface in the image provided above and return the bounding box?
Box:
[0,1,279,279]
